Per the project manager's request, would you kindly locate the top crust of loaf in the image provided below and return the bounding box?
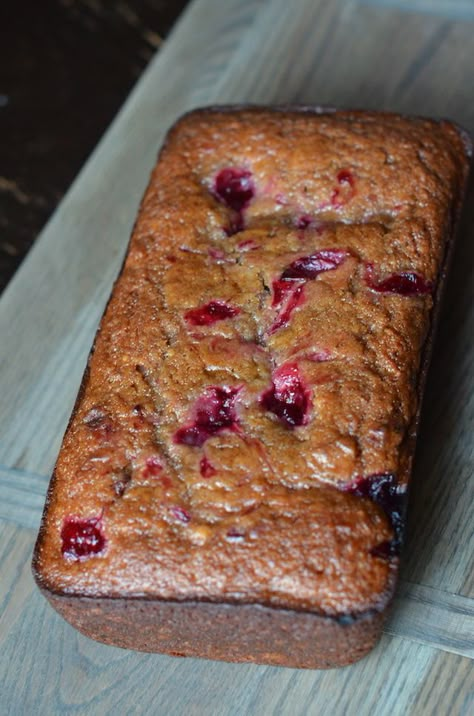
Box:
[33,107,471,619]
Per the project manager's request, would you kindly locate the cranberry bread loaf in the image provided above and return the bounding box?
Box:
[33,107,471,668]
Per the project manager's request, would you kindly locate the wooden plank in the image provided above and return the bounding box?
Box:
[360,0,474,20]
[1,0,473,712]
[409,648,474,716]
[385,582,474,658]
[0,466,49,529]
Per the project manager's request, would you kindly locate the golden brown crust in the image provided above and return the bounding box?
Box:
[33,106,471,667]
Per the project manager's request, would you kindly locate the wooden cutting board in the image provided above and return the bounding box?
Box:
[1,0,472,713]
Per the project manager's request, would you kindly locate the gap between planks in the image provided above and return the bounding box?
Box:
[1,464,472,661]
[357,0,474,21]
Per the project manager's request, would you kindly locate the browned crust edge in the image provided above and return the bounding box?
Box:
[32,105,472,668]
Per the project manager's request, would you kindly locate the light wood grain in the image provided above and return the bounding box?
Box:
[361,0,474,20]
[0,466,50,529]
[1,0,473,713]
[409,648,474,716]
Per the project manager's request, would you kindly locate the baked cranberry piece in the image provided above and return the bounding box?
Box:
[214,168,254,212]
[260,363,311,428]
[269,281,305,334]
[61,516,106,561]
[343,473,407,556]
[237,239,259,251]
[269,249,347,333]
[365,264,432,295]
[83,407,114,441]
[331,169,355,206]
[272,279,297,308]
[214,168,255,236]
[296,214,312,230]
[200,456,217,477]
[184,300,240,326]
[169,506,191,523]
[281,249,348,280]
[143,456,163,478]
[174,386,240,447]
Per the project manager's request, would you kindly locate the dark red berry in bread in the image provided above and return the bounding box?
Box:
[61,516,106,561]
[365,264,432,295]
[269,282,305,333]
[343,473,407,556]
[370,540,397,558]
[200,456,217,477]
[174,386,240,447]
[185,300,240,326]
[281,249,348,280]
[260,363,311,428]
[269,249,347,333]
[237,239,259,251]
[296,215,312,229]
[272,279,298,308]
[169,506,191,523]
[337,169,354,186]
[331,169,355,206]
[83,407,114,440]
[143,456,163,478]
[214,168,254,212]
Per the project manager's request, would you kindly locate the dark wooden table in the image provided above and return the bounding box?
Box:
[0,0,188,293]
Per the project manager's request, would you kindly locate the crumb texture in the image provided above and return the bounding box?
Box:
[34,109,468,619]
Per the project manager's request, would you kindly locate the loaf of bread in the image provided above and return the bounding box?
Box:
[33,107,471,668]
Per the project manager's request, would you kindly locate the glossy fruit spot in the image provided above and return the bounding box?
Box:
[269,282,305,333]
[337,169,354,186]
[331,169,355,206]
[184,300,240,326]
[200,456,217,477]
[343,473,406,556]
[83,407,114,440]
[272,279,296,307]
[260,363,311,428]
[214,168,254,212]
[365,264,432,295]
[143,456,163,478]
[296,214,312,230]
[269,249,347,333]
[169,506,191,523]
[281,249,348,280]
[237,239,259,251]
[174,386,240,447]
[214,168,254,236]
[370,540,396,559]
[208,247,226,262]
[61,516,106,561]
